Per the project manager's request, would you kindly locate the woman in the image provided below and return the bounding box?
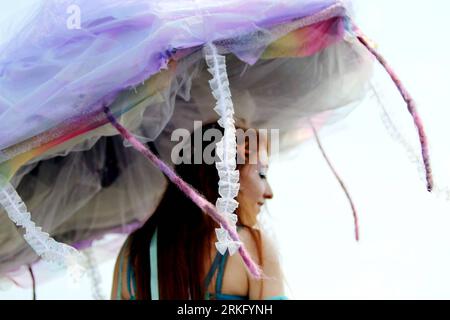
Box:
[111,122,287,300]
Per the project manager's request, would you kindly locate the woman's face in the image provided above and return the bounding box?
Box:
[236,139,273,226]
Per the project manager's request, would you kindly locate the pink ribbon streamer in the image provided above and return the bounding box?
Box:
[354,25,434,192]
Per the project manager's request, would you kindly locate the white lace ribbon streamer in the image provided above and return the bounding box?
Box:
[204,42,241,256]
[0,182,86,277]
[215,228,242,256]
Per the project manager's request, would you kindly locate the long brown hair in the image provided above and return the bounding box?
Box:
[128,122,263,299]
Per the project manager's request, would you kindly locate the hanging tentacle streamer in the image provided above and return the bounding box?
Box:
[372,86,450,201]
[203,42,242,256]
[309,120,360,242]
[103,106,262,279]
[371,84,426,178]
[0,183,86,277]
[353,24,434,192]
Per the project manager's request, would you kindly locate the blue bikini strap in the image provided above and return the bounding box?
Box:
[203,251,222,290]
[215,251,229,294]
[206,225,243,294]
[149,228,159,300]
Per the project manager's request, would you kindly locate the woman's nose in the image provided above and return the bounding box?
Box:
[264,181,273,199]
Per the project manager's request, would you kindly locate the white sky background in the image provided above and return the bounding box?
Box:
[1,0,450,299]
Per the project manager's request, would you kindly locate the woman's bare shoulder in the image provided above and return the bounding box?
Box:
[238,226,286,299]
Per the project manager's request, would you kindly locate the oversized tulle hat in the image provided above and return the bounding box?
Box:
[0,0,432,284]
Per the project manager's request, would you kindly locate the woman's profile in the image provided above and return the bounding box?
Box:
[111,122,287,300]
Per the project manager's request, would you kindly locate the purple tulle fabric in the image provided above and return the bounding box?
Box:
[0,0,340,151]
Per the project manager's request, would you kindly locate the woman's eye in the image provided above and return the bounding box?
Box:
[259,173,266,179]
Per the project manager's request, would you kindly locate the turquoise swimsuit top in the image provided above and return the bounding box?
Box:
[116,227,288,300]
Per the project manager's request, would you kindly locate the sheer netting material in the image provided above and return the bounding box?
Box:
[1,0,412,281]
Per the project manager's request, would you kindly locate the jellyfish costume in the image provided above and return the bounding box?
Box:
[0,0,432,293]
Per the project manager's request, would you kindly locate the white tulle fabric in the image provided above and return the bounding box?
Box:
[204,43,242,256]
